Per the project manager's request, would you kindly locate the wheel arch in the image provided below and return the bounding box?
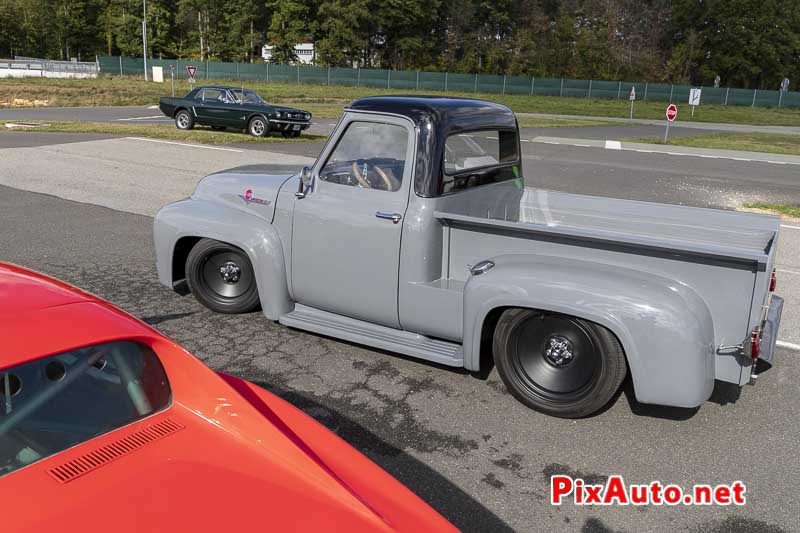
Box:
[462,254,716,408]
[154,199,292,320]
[173,106,189,118]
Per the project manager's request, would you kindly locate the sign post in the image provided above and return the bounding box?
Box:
[187,65,197,88]
[688,88,701,118]
[664,104,677,144]
[629,86,636,119]
[170,64,175,96]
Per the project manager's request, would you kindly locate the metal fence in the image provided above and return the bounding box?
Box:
[98,55,800,109]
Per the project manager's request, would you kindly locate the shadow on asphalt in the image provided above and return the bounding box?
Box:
[622,378,743,420]
[252,380,513,533]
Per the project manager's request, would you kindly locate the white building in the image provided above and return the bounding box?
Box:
[262,42,315,64]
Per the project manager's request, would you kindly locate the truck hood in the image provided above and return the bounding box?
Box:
[436,180,780,267]
[192,164,305,223]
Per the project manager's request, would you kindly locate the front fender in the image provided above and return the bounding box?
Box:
[463,254,715,408]
[154,198,292,320]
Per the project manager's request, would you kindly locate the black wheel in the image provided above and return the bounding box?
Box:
[175,109,194,130]
[185,238,260,314]
[493,309,626,418]
[248,116,269,137]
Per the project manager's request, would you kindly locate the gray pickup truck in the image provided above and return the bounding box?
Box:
[153,96,784,418]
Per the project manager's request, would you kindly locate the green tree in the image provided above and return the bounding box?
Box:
[266,0,308,64]
[315,0,369,67]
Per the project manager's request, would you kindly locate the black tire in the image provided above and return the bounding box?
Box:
[175,109,194,130]
[248,116,269,137]
[493,309,626,418]
[185,238,260,314]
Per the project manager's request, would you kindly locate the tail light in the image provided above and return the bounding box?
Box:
[748,326,761,360]
[770,269,777,292]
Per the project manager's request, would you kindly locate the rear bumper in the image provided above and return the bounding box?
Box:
[757,295,784,371]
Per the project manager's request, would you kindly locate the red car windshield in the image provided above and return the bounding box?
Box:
[0,341,171,477]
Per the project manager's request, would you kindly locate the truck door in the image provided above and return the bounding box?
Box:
[291,115,414,329]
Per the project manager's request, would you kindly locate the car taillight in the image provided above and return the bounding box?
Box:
[749,326,761,360]
[770,269,777,292]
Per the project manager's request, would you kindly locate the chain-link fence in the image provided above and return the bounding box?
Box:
[98,56,800,109]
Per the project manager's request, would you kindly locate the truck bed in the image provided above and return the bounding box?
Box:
[435,181,779,267]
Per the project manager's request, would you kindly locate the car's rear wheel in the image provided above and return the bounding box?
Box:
[248,116,268,137]
[493,309,626,418]
[185,238,260,314]
[175,110,194,130]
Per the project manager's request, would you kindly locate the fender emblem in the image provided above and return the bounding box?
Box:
[239,189,271,206]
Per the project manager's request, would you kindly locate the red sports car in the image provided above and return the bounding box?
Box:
[0,263,456,532]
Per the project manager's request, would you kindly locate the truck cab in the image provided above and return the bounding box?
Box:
[154,96,783,418]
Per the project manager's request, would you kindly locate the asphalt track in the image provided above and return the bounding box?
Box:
[0,104,738,140]
[1,129,799,532]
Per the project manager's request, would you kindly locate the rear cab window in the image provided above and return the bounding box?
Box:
[0,341,171,477]
[442,129,520,194]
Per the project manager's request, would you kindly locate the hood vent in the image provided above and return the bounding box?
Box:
[48,418,184,484]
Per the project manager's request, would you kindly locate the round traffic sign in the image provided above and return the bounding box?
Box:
[666,104,678,122]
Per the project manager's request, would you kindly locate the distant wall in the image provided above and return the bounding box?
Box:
[0,59,98,79]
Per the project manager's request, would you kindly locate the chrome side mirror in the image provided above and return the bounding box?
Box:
[296,166,313,198]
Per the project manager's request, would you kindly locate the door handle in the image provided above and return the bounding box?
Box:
[375,211,402,224]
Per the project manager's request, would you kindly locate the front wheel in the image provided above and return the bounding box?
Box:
[175,110,194,130]
[185,238,260,314]
[493,309,626,418]
[248,116,269,137]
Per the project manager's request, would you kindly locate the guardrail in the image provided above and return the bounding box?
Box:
[98,55,800,109]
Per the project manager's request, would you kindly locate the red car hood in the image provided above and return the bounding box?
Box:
[9,407,398,532]
[1,336,455,533]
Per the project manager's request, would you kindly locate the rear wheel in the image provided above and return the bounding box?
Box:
[493,309,626,418]
[185,238,260,314]
[175,110,194,130]
[248,116,269,137]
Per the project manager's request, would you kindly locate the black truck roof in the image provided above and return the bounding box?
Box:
[347,96,519,197]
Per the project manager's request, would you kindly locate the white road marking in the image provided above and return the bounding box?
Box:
[124,137,244,152]
[777,268,800,276]
[148,105,159,109]
[531,138,800,166]
[777,340,800,351]
[604,140,621,150]
[117,115,170,121]
[780,224,800,230]
[520,139,531,142]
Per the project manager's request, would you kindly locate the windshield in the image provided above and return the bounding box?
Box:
[229,89,266,105]
[0,341,171,477]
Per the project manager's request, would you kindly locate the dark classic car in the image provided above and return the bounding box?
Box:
[159,86,312,138]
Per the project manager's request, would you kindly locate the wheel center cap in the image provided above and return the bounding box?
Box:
[544,335,574,367]
[219,261,242,283]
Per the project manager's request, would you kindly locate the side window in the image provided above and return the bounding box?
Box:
[318,121,409,192]
[442,129,519,194]
[198,89,224,102]
[0,341,171,477]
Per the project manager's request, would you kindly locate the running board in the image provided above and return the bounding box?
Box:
[279,304,464,367]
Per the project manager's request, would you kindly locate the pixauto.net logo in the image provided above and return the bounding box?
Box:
[551,475,746,506]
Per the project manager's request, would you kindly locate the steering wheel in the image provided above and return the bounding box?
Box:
[351,161,398,191]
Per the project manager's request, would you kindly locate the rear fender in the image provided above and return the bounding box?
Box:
[154,198,292,319]
[463,254,715,408]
